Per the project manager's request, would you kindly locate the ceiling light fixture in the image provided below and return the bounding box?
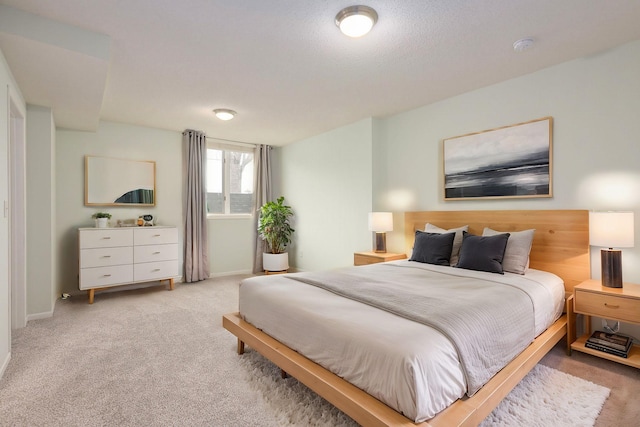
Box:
[335,5,378,38]
[513,38,535,53]
[213,109,237,121]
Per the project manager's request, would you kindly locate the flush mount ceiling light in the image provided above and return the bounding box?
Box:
[513,38,535,53]
[335,5,378,38]
[213,109,237,121]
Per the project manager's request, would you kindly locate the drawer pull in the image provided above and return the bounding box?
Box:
[152,268,161,272]
[102,255,111,258]
[604,303,620,309]
[103,274,112,277]
[153,251,161,254]
[154,234,161,237]
[102,237,111,240]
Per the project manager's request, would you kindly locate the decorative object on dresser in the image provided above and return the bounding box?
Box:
[91,212,112,228]
[258,196,294,273]
[368,212,393,253]
[78,226,179,304]
[443,117,552,200]
[589,211,635,288]
[572,279,640,368]
[353,251,406,266]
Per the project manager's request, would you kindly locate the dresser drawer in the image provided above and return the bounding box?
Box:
[134,244,178,263]
[80,247,133,268]
[134,227,178,245]
[79,265,134,289]
[80,228,133,249]
[134,260,179,282]
[574,289,640,323]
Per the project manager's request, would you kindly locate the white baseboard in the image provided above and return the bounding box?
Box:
[26,311,53,322]
[209,269,252,278]
[0,351,10,379]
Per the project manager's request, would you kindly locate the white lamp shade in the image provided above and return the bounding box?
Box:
[589,211,634,248]
[368,212,393,232]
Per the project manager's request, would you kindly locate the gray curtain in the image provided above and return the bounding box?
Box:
[183,129,210,282]
[252,144,273,274]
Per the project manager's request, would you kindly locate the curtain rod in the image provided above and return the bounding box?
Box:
[206,136,257,148]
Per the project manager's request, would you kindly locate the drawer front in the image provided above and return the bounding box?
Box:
[80,247,133,268]
[354,254,381,266]
[134,244,178,264]
[575,290,640,324]
[134,260,179,282]
[134,227,178,246]
[80,228,133,249]
[80,265,134,289]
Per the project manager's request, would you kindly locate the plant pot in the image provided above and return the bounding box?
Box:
[263,252,289,272]
[95,218,108,228]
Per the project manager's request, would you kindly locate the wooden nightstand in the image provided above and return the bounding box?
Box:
[571,279,640,368]
[354,251,407,266]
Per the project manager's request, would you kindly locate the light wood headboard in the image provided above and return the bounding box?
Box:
[404,210,590,292]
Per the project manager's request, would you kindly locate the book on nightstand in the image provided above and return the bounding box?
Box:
[585,331,632,358]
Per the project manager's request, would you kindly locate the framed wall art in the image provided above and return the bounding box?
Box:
[85,156,156,206]
[443,117,553,200]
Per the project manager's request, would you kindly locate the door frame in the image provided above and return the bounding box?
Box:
[9,88,26,330]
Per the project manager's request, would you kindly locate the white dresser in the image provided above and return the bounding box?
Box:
[79,226,179,303]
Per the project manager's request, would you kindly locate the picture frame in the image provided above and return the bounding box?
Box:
[443,117,553,200]
[85,156,156,206]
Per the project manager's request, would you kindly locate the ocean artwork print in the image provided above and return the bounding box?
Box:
[443,117,552,200]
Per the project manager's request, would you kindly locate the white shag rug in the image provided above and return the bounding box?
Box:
[239,350,610,427]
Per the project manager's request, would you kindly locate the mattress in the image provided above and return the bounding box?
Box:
[238,260,564,422]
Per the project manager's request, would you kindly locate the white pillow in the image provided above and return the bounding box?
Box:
[482,227,535,274]
[424,223,469,266]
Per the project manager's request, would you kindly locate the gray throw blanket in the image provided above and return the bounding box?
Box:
[288,264,535,395]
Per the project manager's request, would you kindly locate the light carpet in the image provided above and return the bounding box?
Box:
[0,277,610,426]
[239,345,610,427]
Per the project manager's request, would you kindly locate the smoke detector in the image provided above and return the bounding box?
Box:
[513,38,535,53]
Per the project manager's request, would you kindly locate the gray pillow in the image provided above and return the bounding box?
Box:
[482,228,535,274]
[409,231,455,265]
[456,231,510,274]
[424,223,468,266]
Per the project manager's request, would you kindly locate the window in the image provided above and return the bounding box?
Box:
[206,143,254,215]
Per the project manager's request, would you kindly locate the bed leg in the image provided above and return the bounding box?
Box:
[566,294,575,355]
[237,339,245,355]
[281,369,288,379]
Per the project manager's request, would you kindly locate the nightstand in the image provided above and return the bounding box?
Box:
[353,251,407,266]
[571,279,640,368]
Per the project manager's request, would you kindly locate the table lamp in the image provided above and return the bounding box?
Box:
[589,211,635,288]
[368,212,393,253]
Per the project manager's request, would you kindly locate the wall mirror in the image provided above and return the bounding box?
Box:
[85,156,156,206]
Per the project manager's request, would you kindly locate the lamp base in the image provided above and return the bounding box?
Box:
[601,249,623,288]
[374,232,387,253]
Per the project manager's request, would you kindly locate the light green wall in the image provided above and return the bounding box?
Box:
[280,40,640,338]
[278,118,373,271]
[376,39,640,288]
[55,122,255,294]
[56,122,184,295]
[208,217,254,276]
[26,105,56,317]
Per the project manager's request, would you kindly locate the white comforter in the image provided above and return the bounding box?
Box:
[238,261,564,422]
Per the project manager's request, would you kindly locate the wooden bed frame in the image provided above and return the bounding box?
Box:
[223,210,590,426]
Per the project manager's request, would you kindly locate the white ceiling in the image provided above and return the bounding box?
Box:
[1,1,640,146]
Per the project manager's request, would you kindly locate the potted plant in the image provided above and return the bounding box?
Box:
[258,196,294,272]
[92,212,112,228]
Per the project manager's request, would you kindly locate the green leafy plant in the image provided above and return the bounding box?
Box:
[92,212,112,219]
[258,196,295,254]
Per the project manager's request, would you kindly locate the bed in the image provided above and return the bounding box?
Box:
[223,210,589,426]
